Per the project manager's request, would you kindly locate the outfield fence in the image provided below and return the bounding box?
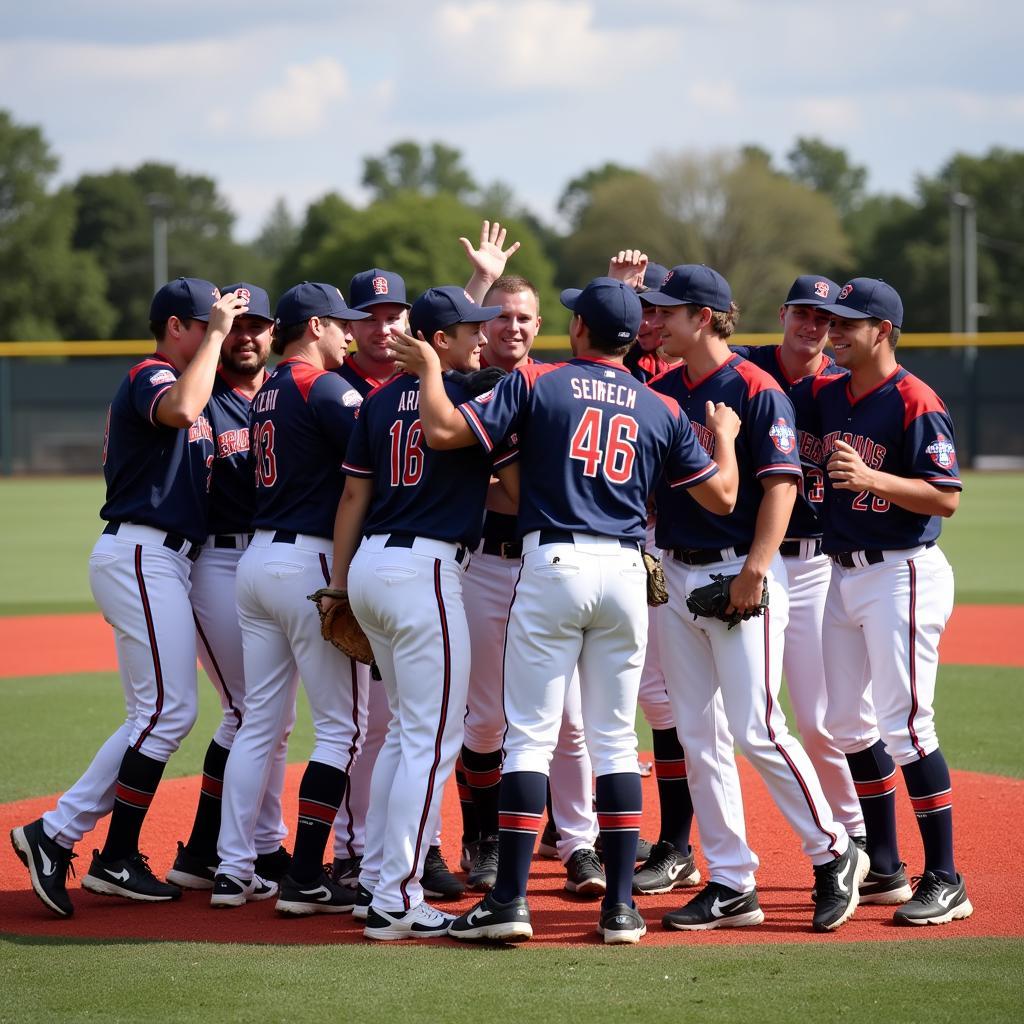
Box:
[0,334,1021,474]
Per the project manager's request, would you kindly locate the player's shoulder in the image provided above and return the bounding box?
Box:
[728,354,785,396]
[128,355,178,387]
[729,343,773,369]
[294,361,362,409]
[892,367,950,425]
[515,360,563,390]
[812,370,847,398]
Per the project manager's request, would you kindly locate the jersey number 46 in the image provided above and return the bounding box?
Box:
[569,407,638,484]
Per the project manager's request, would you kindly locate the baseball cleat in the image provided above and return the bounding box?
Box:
[467,838,499,892]
[330,854,362,887]
[536,820,560,859]
[210,872,278,908]
[662,881,765,931]
[859,863,914,905]
[892,871,973,926]
[449,892,533,943]
[352,881,374,920]
[10,819,77,919]
[421,846,465,900]
[81,850,182,902]
[460,840,479,873]
[275,872,357,915]
[254,846,292,883]
[632,841,700,895]
[811,841,869,932]
[363,901,455,941]
[597,902,647,945]
[811,835,866,902]
[564,847,606,897]
[166,841,216,890]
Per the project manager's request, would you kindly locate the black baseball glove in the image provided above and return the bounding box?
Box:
[685,572,768,630]
[447,366,507,397]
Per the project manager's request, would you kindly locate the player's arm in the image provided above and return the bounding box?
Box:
[387,329,476,448]
[729,475,798,614]
[494,462,520,509]
[607,250,648,289]
[155,291,248,428]
[689,401,740,514]
[328,476,375,592]
[460,220,521,303]
[827,439,959,517]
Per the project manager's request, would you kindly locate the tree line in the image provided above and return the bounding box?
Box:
[2,109,1022,340]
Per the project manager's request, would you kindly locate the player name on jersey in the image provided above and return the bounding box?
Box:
[569,376,638,409]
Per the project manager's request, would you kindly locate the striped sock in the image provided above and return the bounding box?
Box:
[455,752,481,845]
[184,740,230,860]
[461,746,502,841]
[847,740,901,875]
[595,772,642,909]
[292,760,347,884]
[901,748,956,882]
[651,728,693,853]
[101,747,166,861]
[492,771,547,904]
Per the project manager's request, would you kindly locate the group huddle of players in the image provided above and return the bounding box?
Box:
[10,224,972,945]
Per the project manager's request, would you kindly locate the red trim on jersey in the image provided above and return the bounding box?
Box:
[363,370,412,404]
[516,361,559,391]
[341,460,373,476]
[755,463,803,478]
[344,353,390,391]
[923,475,963,488]
[668,462,718,488]
[773,346,830,386]
[649,388,683,418]
[132,545,165,752]
[682,354,736,391]
[148,385,173,425]
[399,559,452,910]
[464,766,502,789]
[654,758,688,780]
[499,812,543,832]
[906,559,927,759]
[894,371,951,430]
[460,402,494,451]
[193,609,243,730]
[845,365,900,407]
[596,811,642,831]
[910,790,952,813]
[283,359,329,403]
[760,609,841,856]
[128,354,175,382]
[812,373,845,399]
[731,355,786,397]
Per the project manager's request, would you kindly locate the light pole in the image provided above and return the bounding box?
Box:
[144,193,171,293]
[950,191,979,464]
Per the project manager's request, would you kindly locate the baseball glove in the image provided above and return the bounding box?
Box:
[307,588,374,664]
[448,366,507,397]
[685,572,769,630]
[642,551,668,607]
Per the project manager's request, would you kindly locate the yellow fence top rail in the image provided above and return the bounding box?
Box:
[1,333,1023,358]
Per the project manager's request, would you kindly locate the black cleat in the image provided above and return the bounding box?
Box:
[467,839,499,892]
[10,819,77,918]
[254,846,292,883]
[421,846,465,900]
[564,847,606,897]
[449,891,533,943]
[812,842,869,932]
[330,854,361,886]
[597,901,646,945]
[893,871,973,926]
[166,841,216,890]
[632,841,700,895]
[662,881,765,931]
[275,871,357,915]
[210,872,278,908]
[82,850,182,902]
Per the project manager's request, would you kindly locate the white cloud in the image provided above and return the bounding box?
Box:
[249,59,350,138]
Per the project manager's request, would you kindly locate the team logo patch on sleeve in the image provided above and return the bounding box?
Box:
[925,434,956,467]
[769,418,796,454]
[474,389,495,404]
[341,388,362,408]
[149,369,176,386]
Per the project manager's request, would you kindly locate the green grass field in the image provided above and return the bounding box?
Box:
[0,475,1021,1023]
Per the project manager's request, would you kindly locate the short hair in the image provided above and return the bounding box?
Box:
[271,320,307,355]
[865,316,901,347]
[709,302,740,340]
[484,275,540,306]
[578,314,633,358]
[149,317,194,342]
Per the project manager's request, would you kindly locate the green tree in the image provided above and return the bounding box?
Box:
[786,137,868,218]
[556,162,645,230]
[0,110,115,339]
[362,141,477,203]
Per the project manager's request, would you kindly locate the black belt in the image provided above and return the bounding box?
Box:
[538,529,640,551]
[831,541,934,568]
[273,530,297,544]
[672,543,751,566]
[103,521,201,562]
[779,539,822,558]
[481,538,522,559]
[383,533,469,565]
[214,533,254,549]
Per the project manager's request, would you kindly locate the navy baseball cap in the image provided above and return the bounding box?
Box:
[820,278,904,329]
[640,261,670,293]
[349,268,410,310]
[639,264,732,311]
[274,282,370,329]
[410,286,501,339]
[149,277,220,323]
[784,275,840,307]
[560,277,642,346]
[221,282,273,321]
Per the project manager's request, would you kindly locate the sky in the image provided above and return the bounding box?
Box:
[2,0,1020,240]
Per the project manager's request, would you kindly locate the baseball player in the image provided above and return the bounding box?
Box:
[329,268,465,900]
[11,279,247,917]
[327,285,514,940]
[643,265,866,934]
[813,278,971,925]
[726,276,867,869]
[213,283,371,913]
[389,277,740,945]
[166,284,293,895]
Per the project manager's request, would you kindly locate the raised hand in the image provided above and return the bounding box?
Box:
[607,250,649,289]
[459,220,521,284]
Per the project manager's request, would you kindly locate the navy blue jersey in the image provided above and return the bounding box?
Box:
[460,357,716,542]
[250,358,362,538]
[810,367,962,554]
[342,372,512,547]
[100,354,214,543]
[335,354,390,400]
[651,355,802,550]
[623,344,670,385]
[731,345,845,539]
[205,371,256,535]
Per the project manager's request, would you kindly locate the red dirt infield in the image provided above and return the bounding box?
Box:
[2,760,1019,948]
[3,604,1021,680]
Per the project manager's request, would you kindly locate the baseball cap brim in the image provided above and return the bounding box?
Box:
[353,296,411,311]
[818,303,874,320]
[457,304,502,324]
[560,288,583,311]
[631,290,688,307]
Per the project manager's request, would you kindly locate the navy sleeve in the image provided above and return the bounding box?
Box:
[904,410,963,490]
[459,369,527,452]
[309,374,360,453]
[130,364,179,425]
[746,390,803,478]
